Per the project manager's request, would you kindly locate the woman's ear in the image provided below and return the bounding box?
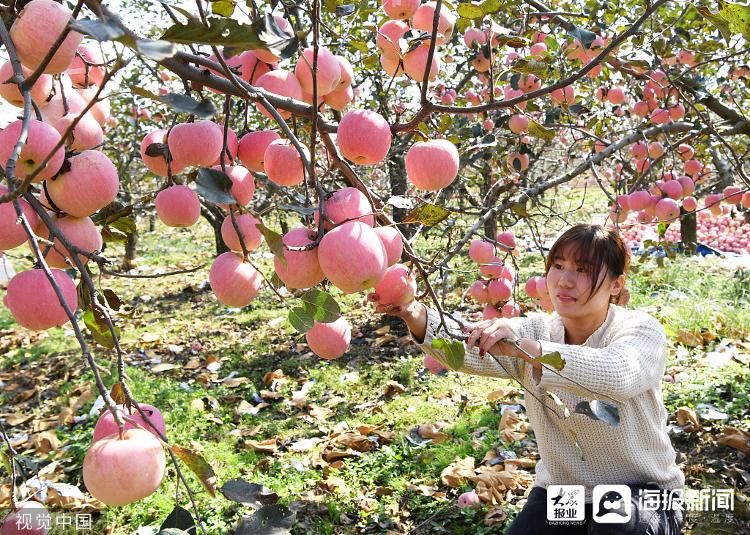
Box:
[610,274,626,296]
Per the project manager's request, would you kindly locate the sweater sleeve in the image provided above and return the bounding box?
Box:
[411,306,528,381]
[537,311,666,401]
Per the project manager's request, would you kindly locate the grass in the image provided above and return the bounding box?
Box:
[0,201,748,534]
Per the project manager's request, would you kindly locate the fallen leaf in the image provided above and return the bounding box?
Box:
[440,456,475,488]
[184,358,201,370]
[263,369,287,385]
[259,390,283,401]
[375,334,396,347]
[416,423,450,444]
[716,427,750,454]
[333,431,376,452]
[484,506,508,527]
[318,476,347,493]
[383,381,407,397]
[223,377,249,388]
[676,407,700,431]
[56,407,74,425]
[677,329,702,347]
[245,438,279,454]
[32,431,60,454]
[138,332,161,345]
[322,448,359,462]
[289,438,321,452]
[487,387,521,402]
[2,413,34,426]
[499,408,529,443]
[291,391,308,409]
[150,363,178,373]
[308,405,333,421]
[406,483,440,497]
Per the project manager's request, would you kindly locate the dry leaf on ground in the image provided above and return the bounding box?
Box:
[716,427,750,454]
[676,407,700,431]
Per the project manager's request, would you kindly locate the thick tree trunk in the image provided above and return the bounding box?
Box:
[122,230,138,271]
[680,207,697,255]
[388,149,415,240]
[202,206,229,256]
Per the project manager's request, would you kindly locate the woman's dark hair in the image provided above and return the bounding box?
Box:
[544,224,630,302]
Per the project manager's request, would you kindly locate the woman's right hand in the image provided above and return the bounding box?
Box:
[462,318,518,355]
[368,293,428,342]
[367,293,419,319]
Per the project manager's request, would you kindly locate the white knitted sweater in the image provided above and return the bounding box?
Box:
[415,303,685,504]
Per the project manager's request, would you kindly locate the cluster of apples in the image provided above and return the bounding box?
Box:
[619,208,750,254]
[466,231,521,319]
[609,171,700,225]
[197,13,355,111]
[376,1,455,81]
[0,0,119,331]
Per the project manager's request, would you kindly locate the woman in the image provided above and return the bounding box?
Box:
[371,224,685,534]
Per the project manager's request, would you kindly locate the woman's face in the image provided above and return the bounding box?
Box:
[546,245,624,321]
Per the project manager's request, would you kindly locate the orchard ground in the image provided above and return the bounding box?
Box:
[1,188,749,534]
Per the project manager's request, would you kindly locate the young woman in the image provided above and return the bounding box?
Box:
[371,224,685,534]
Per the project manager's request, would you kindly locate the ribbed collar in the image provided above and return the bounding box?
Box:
[548,304,618,346]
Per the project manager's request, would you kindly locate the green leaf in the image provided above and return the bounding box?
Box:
[252,14,299,60]
[695,6,733,43]
[163,94,217,118]
[195,168,236,205]
[574,400,620,428]
[136,38,177,60]
[528,119,556,141]
[300,289,340,323]
[162,17,264,49]
[132,87,217,119]
[402,204,452,226]
[431,338,465,370]
[721,3,750,41]
[566,24,597,50]
[255,223,286,267]
[172,445,217,496]
[211,0,236,17]
[695,3,750,43]
[457,3,484,19]
[536,350,565,371]
[480,0,504,15]
[69,17,124,41]
[160,505,196,534]
[288,306,314,333]
[510,200,529,218]
[494,35,528,48]
[83,309,118,349]
[509,58,547,77]
[109,216,136,235]
[101,227,128,244]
